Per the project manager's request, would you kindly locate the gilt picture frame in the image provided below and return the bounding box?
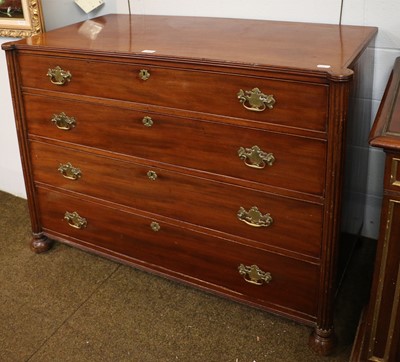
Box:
[0,0,44,37]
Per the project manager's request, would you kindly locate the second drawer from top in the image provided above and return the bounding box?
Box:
[24,94,327,196]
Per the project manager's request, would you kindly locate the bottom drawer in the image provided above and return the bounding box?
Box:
[36,187,319,323]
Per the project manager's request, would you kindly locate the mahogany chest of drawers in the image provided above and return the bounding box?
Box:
[2,14,377,355]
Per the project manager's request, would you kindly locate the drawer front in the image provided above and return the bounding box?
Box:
[19,54,328,131]
[36,187,319,320]
[30,141,323,258]
[25,95,327,195]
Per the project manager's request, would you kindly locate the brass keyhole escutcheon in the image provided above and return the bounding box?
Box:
[150,221,160,232]
[142,116,154,127]
[139,69,150,80]
[147,170,158,181]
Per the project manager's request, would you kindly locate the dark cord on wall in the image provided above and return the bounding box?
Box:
[339,0,344,24]
[128,0,131,15]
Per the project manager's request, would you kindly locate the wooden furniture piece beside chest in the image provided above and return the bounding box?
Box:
[351,58,400,361]
[2,14,377,355]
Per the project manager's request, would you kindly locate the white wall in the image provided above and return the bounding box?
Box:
[41,0,118,31]
[123,0,343,24]
[1,0,399,239]
[341,1,400,238]
[0,46,25,196]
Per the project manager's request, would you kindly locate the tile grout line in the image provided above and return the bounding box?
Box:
[25,263,122,362]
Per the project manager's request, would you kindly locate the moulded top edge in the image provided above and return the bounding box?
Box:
[3,14,377,80]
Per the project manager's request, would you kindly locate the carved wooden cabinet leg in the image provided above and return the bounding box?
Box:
[308,327,337,356]
[30,233,53,253]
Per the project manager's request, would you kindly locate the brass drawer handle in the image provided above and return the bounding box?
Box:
[238,145,275,169]
[142,116,154,127]
[237,206,273,228]
[237,88,275,112]
[47,66,72,85]
[58,163,82,180]
[147,170,158,181]
[51,112,76,131]
[139,69,150,80]
[238,264,272,286]
[150,221,160,232]
[64,211,87,229]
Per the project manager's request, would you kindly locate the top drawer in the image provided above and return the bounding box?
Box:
[18,54,328,132]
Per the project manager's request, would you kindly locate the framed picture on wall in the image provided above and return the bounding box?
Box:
[0,0,44,37]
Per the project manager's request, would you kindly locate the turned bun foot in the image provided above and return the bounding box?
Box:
[309,327,337,356]
[30,233,53,253]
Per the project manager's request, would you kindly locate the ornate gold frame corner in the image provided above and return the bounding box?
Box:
[0,0,44,38]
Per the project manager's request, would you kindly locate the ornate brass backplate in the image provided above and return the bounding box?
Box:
[47,66,72,85]
[238,264,272,285]
[237,88,276,112]
[51,112,76,130]
[237,206,273,227]
[58,163,82,180]
[64,211,87,229]
[238,145,275,169]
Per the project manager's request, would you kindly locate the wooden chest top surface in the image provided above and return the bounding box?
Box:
[5,14,377,79]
